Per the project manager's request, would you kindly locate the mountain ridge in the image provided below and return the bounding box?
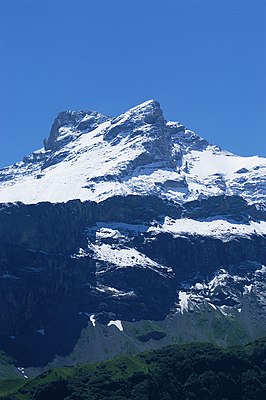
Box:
[0,100,265,206]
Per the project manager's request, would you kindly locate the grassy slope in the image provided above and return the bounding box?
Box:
[1,354,151,399]
[0,351,25,398]
[46,304,266,371]
[1,338,265,400]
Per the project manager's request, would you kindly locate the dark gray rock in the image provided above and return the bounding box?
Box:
[0,194,265,366]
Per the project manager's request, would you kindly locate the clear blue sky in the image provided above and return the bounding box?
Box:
[0,0,265,168]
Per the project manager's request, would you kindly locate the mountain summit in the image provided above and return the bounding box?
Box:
[0,101,265,371]
[0,100,265,205]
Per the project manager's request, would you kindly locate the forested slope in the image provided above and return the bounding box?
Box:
[2,339,266,400]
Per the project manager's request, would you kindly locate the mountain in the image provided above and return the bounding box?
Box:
[0,100,265,378]
[0,100,265,205]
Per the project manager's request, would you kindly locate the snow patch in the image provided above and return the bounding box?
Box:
[107,320,123,331]
[90,314,96,327]
[80,313,97,327]
[96,228,123,240]
[95,285,136,297]
[92,222,148,235]
[36,328,45,336]
[208,303,217,310]
[148,217,266,241]
[17,366,28,378]
[244,284,252,294]
[194,283,206,290]
[90,243,170,273]
[179,291,190,314]
[219,305,230,316]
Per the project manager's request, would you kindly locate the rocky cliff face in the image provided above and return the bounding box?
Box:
[0,194,265,367]
[0,100,265,370]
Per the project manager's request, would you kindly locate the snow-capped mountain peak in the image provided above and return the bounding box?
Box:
[109,99,164,126]
[0,100,265,206]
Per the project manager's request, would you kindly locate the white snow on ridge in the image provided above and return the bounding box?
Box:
[208,303,217,310]
[95,285,135,298]
[187,149,264,178]
[95,228,123,241]
[219,305,230,316]
[0,120,144,204]
[94,222,148,234]
[184,148,266,203]
[148,217,266,241]
[0,101,265,205]
[87,222,148,242]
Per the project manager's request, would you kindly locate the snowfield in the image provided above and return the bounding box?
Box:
[148,216,266,241]
[0,100,265,206]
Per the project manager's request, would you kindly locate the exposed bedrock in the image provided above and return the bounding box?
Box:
[0,194,265,365]
[0,195,264,255]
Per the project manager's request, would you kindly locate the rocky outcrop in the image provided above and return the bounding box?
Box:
[44,110,110,151]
